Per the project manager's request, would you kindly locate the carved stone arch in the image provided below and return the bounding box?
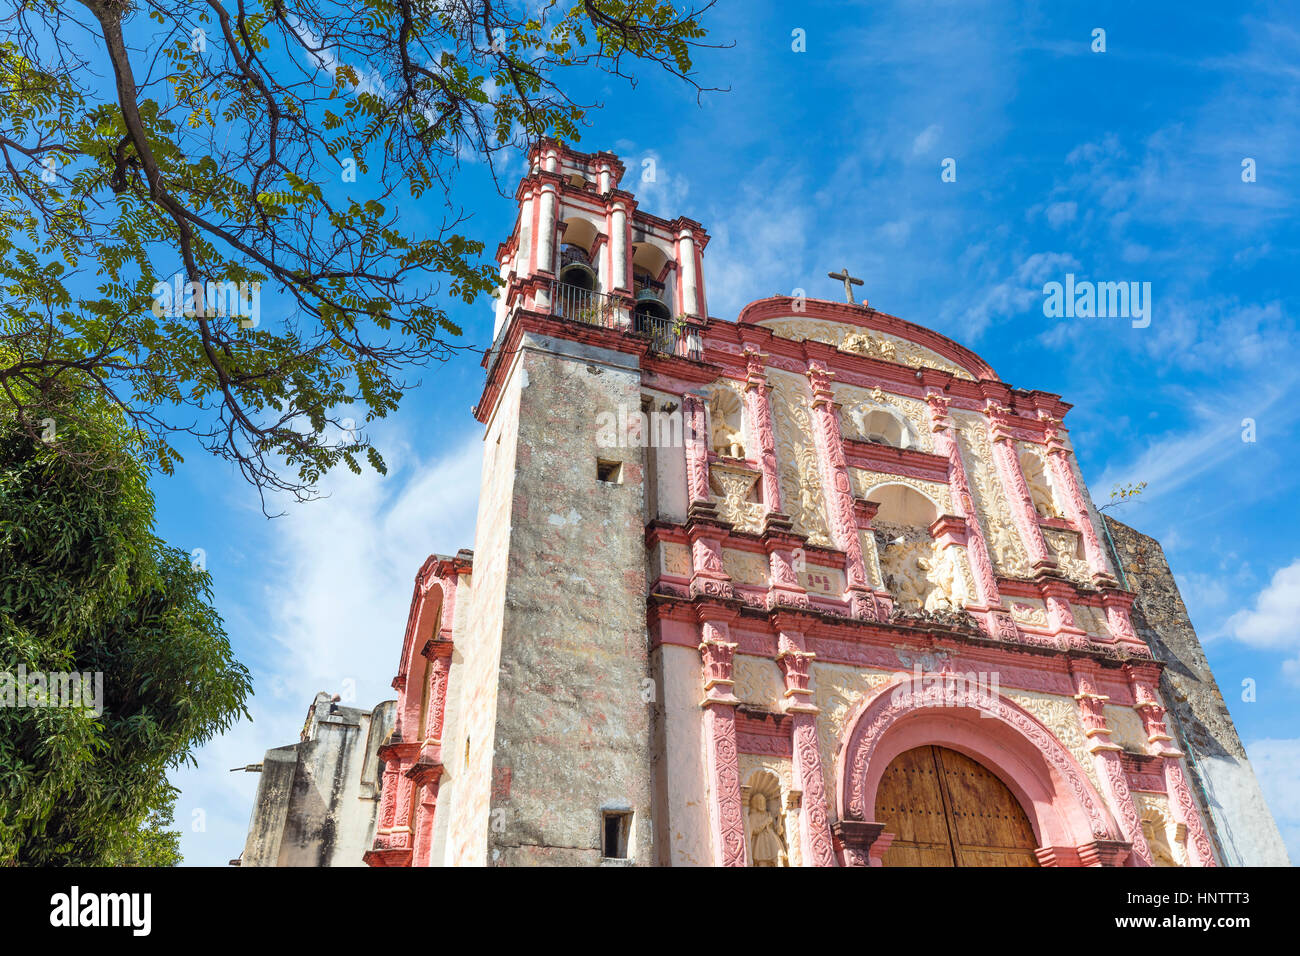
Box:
[866,481,941,527]
[395,560,446,741]
[844,401,916,450]
[836,676,1124,857]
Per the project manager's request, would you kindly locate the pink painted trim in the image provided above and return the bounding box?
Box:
[836,676,1123,853]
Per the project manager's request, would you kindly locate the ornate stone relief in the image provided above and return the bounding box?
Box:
[759,318,975,381]
[1009,599,1050,629]
[1136,793,1188,867]
[953,411,1030,578]
[1043,527,1091,584]
[811,663,898,798]
[873,522,972,613]
[738,758,798,866]
[1017,443,1063,519]
[722,548,769,587]
[709,464,766,534]
[769,371,833,546]
[734,655,785,710]
[1005,690,1102,793]
[743,770,789,866]
[1104,704,1151,753]
[661,541,691,578]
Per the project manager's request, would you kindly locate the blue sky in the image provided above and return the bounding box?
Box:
[152,1,1300,864]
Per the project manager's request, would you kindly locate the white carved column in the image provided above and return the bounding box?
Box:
[678,228,699,317]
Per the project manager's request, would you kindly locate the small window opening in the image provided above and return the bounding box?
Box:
[597,459,623,484]
[602,811,631,859]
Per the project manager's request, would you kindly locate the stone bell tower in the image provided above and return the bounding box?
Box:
[410,139,711,866]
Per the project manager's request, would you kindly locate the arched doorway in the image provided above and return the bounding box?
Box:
[874,745,1039,867]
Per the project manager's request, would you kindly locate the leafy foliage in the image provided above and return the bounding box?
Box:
[0,378,250,865]
[0,0,720,509]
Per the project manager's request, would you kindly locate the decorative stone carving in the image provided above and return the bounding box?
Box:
[953,411,1030,577]
[759,317,976,380]
[850,468,951,514]
[706,382,747,459]
[1043,527,1091,584]
[1018,445,1062,519]
[710,465,765,534]
[769,372,833,546]
[746,772,789,866]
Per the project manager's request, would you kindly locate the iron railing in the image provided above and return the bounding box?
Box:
[548,280,700,360]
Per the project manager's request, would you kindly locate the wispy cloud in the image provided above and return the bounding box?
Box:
[175,427,483,866]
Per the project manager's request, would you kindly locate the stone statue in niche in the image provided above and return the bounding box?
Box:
[923,546,967,612]
[747,792,787,867]
[1020,450,1061,519]
[707,386,746,459]
[877,525,967,614]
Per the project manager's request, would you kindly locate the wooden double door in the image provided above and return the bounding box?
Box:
[874,745,1040,867]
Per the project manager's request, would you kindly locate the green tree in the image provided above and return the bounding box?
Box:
[0,0,720,508]
[0,377,250,865]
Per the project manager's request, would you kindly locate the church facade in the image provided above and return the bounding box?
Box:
[348,141,1286,868]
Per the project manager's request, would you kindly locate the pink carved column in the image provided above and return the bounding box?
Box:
[765,529,810,611]
[1101,588,1150,656]
[1043,579,1087,650]
[682,392,711,508]
[697,614,747,867]
[742,349,784,515]
[365,670,419,866]
[773,615,836,866]
[1069,661,1152,866]
[986,404,1056,574]
[1126,664,1218,866]
[410,637,454,867]
[1040,415,1117,585]
[925,392,1012,637]
[805,363,874,620]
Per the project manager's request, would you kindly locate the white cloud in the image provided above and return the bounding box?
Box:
[1226,559,1300,656]
[175,427,483,865]
[1044,201,1077,228]
[911,123,942,156]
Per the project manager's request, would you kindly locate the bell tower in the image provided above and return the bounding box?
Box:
[430,140,710,866]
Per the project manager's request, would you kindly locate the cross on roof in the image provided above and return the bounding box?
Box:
[828,267,864,305]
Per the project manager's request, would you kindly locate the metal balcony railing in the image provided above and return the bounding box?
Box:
[551,279,619,330]
[548,280,701,360]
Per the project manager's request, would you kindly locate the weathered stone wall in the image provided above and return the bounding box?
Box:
[443,353,524,866]
[239,692,394,866]
[445,331,658,865]
[1104,516,1290,866]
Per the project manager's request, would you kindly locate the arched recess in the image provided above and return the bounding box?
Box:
[836,676,1123,860]
[844,403,916,450]
[868,482,940,528]
[395,566,446,743]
